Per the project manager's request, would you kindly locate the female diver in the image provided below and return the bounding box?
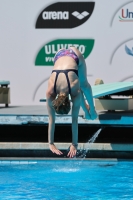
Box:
[46,47,97,158]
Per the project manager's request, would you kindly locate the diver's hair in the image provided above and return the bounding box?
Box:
[52,93,71,114]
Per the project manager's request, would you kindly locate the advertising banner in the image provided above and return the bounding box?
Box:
[0,0,133,105]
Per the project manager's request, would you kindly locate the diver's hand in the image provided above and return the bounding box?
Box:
[67,144,77,158]
[49,144,63,155]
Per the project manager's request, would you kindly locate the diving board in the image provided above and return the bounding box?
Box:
[0,81,10,87]
[92,82,133,98]
[93,82,133,111]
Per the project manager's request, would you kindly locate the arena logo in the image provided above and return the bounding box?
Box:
[119,9,133,22]
[35,2,95,28]
[35,39,95,66]
[42,11,69,20]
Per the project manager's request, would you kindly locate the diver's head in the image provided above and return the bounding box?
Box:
[52,93,71,114]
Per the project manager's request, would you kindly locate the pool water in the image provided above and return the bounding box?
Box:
[0,160,133,200]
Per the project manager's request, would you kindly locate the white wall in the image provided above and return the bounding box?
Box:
[0,0,133,105]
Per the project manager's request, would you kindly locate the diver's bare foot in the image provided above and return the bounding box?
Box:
[67,144,77,158]
[49,144,63,155]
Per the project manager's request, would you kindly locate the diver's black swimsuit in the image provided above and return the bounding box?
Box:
[52,49,79,94]
[52,69,78,94]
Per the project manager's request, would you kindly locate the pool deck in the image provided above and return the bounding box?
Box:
[0,105,133,158]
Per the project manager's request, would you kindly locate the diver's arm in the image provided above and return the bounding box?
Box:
[47,104,55,145]
[46,94,63,155]
[68,91,80,158]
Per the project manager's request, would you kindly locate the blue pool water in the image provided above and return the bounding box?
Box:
[0,160,133,200]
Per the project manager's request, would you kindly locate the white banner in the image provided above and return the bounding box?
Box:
[0,0,133,105]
